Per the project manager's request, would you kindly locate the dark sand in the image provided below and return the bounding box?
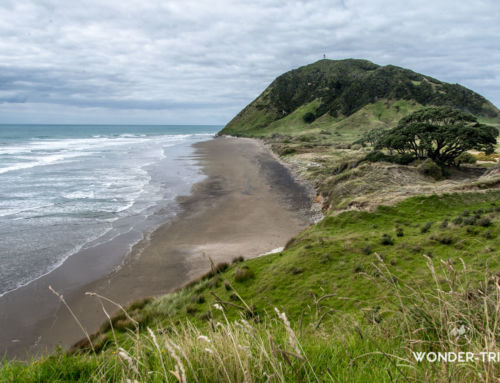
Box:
[0,136,313,359]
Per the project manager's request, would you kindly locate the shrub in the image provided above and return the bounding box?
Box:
[393,153,415,165]
[193,295,205,304]
[234,267,255,282]
[440,219,449,229]
[418,159,442,180]
[290,267,303,275]
[463,217,477,225]
[421,221,433,233]
[214,262,229,273]
[396,227,404,237]
[302,112,316,123]
[186,305,198,315]
[232,256,245,264]
[484,230,496,239]
[363,151,394,163]
[353,264,364,273]
[280,147,296,156]
[466,227,479,235]
[477,217,492,227]
[456,152,477,166]
[431,234,454,245]
[380,234,394,245]
[351,144,362,151]
[452,217,463,225]
[362,245,373,255]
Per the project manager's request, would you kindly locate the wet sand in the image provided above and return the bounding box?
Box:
[0,136,313,359]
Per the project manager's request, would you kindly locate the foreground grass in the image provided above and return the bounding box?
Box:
[1,191,500,382]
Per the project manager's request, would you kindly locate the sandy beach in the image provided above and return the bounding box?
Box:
[0,136,313,359]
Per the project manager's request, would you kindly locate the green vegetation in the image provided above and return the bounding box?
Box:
[3,192,500,382]
[375,107,498,166]
[220,59,499,137]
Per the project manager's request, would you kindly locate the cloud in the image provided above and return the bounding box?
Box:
[0,0,499,124]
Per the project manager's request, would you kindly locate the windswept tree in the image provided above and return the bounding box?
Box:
[376,107,498,166]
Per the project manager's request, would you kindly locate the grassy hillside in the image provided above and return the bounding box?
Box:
[220,59,500,137]
[3,191,500,382]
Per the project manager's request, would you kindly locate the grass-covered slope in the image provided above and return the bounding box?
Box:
[220,59,500,137]
[3,191,500,382]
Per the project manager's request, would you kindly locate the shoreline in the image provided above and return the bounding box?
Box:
[0,136,314,359]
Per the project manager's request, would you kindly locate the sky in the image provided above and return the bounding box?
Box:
[0,0,499,125]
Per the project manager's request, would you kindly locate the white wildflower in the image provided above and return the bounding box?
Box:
[118,347,139,375]
[147,327,160,350]
[204,347,214,354]
[274,307,302,357]
[197,335,211,343]
[214,303,224,311]
[164,339,187,383]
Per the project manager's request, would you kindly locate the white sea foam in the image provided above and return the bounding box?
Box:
[0,128,213,297]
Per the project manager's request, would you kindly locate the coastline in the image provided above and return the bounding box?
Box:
[0,136,314,359]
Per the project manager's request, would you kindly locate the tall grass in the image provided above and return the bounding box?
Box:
[1,255,499,382]
[370,253,500,382]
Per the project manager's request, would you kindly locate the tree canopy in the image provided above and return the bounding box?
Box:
[375,107,498,166]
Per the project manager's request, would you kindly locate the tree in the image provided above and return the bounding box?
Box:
[376,107,498,166]
[357,127,385,147]
[302,112,316,123]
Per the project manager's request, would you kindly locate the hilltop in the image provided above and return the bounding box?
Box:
[220,59,500,138]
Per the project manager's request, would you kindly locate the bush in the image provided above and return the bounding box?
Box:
[477,217,492,227]
[353,264,364,273]
[302,112,316,123]
[396,227,404,237]
[232,256,245,264]
[421,221,433,233]
[363,151,394,163]
[456,152,477,166]
[431,234,454,245]
[380,234,394,245]
[193,295,205,304]
[418,159,443,180]
[362,245,373,255]
[186,305,198,315]
[393,153,415,165]
[234,267,255,282]
[463,216,477,225]
[351,144,362,151]
[214,262,229,273]
[280,147,296,156]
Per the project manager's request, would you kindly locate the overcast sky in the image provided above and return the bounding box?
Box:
[0,0,499,125]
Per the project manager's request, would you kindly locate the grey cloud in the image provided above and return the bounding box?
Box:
[0,0,499,124]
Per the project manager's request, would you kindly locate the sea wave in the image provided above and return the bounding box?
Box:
[0,128,211,297]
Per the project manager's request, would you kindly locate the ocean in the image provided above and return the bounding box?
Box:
[0,124,217,297]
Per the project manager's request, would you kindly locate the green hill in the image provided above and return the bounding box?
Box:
[220,59,500,137]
